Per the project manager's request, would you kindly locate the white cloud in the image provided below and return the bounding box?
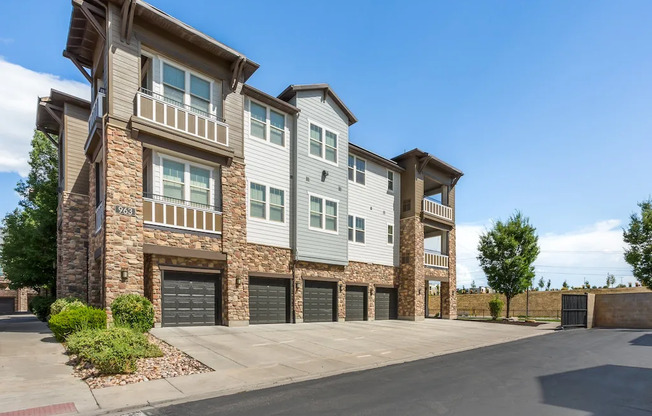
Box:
[0,57,89,175]
[455,219,634,290]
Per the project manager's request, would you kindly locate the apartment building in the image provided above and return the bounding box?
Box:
[36,0,462,327]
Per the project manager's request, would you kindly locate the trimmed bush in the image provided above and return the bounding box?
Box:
[50,297,86,317]
[111,294,155,333]
[49,306,107,342]
[66,327,162,374]
[29,296,55,321]
[488,297,504,320]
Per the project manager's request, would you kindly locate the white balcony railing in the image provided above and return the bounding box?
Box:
[136,89,229,147]
[424,249,449,269]
[88,90,104,133]
[95,202,104,233]
[422,198,453,222]
[143,194,222,234]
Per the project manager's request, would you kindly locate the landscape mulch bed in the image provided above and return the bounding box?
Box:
[68,334,213,389]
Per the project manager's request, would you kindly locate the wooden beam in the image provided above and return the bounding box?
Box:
[43,132,59,148]
[80,2,106,40]
[63,50,92,83]
[125,0,136,43]
[41,103,62,126]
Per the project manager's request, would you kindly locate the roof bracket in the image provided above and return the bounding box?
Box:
[418,155,433,174]
[43,131,59,148]
[120,0,136,44]
[80,2,106,40]
[230,56,246,92]
[63,50,92,83]
[41,102,63,126]
[451,176,460,189]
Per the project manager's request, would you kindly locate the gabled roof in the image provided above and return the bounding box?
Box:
[242,84,300,114]
[36,89,91,135]
[393,148,464,178]
[277,84,357,126]
[349,143,404,172]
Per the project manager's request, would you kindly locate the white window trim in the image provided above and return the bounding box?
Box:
[155,55,218,118]
[308,192,339,235]
[387,170,395,193]
[348,154,366,186]
[157,152,215,208]
[307,119,339,167]
[387,223,395,246]
[247,180,287,225]
[348,214,366,245]
[246,98,288,149]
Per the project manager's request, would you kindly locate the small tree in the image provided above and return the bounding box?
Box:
[562,280,569,290]
[488,297,504,320]
[606,273,616,288]
[470,280,477,289]
[546,279,551,291]
[477,212,540,318]
[623,199,652,290]
[538,277,545,290]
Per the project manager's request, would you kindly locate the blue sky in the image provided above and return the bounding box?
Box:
[1,0,650,288]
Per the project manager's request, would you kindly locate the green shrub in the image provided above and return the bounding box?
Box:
[49,306,107,342]
[111,294,155,333]
[66,327,162,374]
[50,297,86,316]
[488,297,504,320]
[29,296,55,321]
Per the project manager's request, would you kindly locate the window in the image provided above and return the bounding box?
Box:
[387,170,394,192]
[348,215,365,243]
[348,155,366,185]
[309,123,337,163]
[310,195,338,232]
[162,61,213,117]
[387,224,394,245]
[161,157,214,207]
[250,101,285,147]
[249,183,285,223]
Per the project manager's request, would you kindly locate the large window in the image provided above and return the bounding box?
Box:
[310,195,337,232]
[348,215,365,244]
[249,182,285,223]
[162,61,212,117]
[249,101,285,147]
[348,155,366,185]
[309,123,337,163]
[162,157,213,207]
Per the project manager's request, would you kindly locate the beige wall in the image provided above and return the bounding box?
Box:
[594,292,652,329]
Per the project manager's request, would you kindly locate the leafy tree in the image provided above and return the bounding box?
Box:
[0,131,58,293]
[546,279,551,291]
[606,273,616,288]
[623,199,652,290]
[538,276,545,290]
[562,280,569,290]
[470,280,477,289]
[477,212,540,318]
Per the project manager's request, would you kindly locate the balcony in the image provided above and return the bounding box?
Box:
[424,249,448,269]
[143,193,222,234]
[422,198,453,222]
[88,90,104,134]
[135,88,228,147]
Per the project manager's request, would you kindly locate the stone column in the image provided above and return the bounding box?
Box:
[398,216,425,320]
[102,125,144,318]
[57,192,89,300]
[221,161,249,326]
[441,188,458,319]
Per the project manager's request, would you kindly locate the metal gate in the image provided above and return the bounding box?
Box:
[561,294,587,328]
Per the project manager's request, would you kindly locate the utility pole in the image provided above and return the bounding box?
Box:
[526,286,529,318]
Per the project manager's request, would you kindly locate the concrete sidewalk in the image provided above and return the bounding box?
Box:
[89,319,556,414]
[0,314,98,415]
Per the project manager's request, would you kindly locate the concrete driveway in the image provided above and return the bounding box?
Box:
[0,314,98,415]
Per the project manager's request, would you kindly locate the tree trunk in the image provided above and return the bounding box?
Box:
[506,296,511,318]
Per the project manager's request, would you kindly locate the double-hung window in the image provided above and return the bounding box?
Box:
[309,123,337,163]
[387,224,394,245]
[387,170,394,192]
[162,62,212,117]
[348,215,365,243]
[249,182,285,223]
[348,155,366,185]
[310,195,337,232]
[162,157,212,208]
[250,101,285,146]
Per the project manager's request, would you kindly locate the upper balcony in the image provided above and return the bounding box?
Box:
[88,90,105,136]
[143,193,222,235]
[424,248,449,269]
[422,198,453,223]
[135,88,229,148]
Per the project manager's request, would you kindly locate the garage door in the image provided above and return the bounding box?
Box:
[0,298,14,314]
[375,287,398,320]
[162,271,219,327]
[346,286,367,321]
[304,280,336,323]
[249,277,290,324]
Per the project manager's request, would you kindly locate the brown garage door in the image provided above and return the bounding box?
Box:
[0,297,15,314]
[249,277,291,324]
[162,271,220,327]
[346,286,367,321]
[375,287,398,320]
[304,281,337,323]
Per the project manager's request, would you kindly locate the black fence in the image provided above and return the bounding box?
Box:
[561,294,588,328]
[456,309,561,319]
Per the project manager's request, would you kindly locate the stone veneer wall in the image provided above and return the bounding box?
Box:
[87,158,104,308]
[143,227,222,251]
[57,192,89,300]
[343,261,398,321]
[102,125,144,318]
[398,216,425,320]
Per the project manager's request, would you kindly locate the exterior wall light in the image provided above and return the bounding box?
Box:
[339,282,344,293]
[295,281,301,291]
[120,269,128,280]
[236,277,242,286]
[370,287,375,296]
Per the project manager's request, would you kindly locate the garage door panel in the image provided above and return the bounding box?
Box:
[162,271,219,327]
[375,287,398,320]
[249,277,290,324]
[346,286,366,321]
[304,281,336,323]
[0,298,15,314]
